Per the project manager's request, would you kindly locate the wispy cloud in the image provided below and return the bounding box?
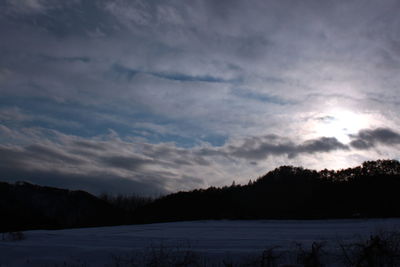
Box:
[1,0,400,194]
[1,124,398,195]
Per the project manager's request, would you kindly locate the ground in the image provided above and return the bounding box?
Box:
[1,219,400,266]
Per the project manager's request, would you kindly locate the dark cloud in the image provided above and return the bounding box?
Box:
[72,140,107,151]
[350,128,400,149]
[0,129,212,195]
[26,144,85,165]
[198,135,349,161]
[1,125,400,195]
[229,136,348,160]
[298,137,348,154]
[229,141,294,160]
[0,146,27,170]
[0,125,354,195]
[99,155,151,171]
[0,143,165,196]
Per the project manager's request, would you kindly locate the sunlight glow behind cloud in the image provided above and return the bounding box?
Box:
[311,109,372,143]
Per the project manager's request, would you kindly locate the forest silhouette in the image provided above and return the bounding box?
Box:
[1,159,400,232]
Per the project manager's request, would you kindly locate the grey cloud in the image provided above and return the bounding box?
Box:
[0,107,31,121]
[230,88,293,105]
[1,1,118,37]
[0,143,87,170]
[140,143,212,167]
[0,146,28,170]
[298,137,348,154]
[197,135,349,161]
[0,143,166,196]
[99,155,151,171]
[169,156,210,167]
[0,125,353,195]
[0,107,81,131]
[226,136,348,160]
[350,128,400,149]
[1,125,399,195]
[2,0,399,141]
[41,55,91,63]
[230,141,294,160]
[3,0,48,14]
[25,144,85,165]
[0,129,211,195]
[72,140,107,151]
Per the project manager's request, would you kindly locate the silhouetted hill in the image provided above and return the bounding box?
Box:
[2,160,400,231]
[0,181,129,232]
[134,160,400,223]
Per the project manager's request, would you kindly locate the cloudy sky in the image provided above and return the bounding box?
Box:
[1,0,400,195]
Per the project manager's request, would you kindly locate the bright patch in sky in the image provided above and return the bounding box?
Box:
[314,110,371,143]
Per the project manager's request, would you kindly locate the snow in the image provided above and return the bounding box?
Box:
[1,219,400,266]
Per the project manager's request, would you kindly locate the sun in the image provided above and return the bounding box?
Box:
[312,109,370,143]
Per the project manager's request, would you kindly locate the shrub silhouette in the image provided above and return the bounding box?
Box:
[340,231,400,267]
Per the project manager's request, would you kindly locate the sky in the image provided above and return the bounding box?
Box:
[1,0,400,196]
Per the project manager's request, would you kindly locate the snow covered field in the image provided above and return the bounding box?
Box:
[1,219,400,266]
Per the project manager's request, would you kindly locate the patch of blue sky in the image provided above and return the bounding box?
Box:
[128,112,227,147]
[0,96,227,147]
[201,134,227,147]
[132,126,227,148]
[0,96,109,137]
[131,130,196,147]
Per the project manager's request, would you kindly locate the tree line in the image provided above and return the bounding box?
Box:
[1,159,400,232]
[133,159,400,223]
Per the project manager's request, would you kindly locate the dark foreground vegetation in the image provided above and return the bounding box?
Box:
[4,229,400,267]
[106,230,400,267]
[1,159,400,232]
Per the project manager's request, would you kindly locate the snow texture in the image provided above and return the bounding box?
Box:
[1,219,400,266]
